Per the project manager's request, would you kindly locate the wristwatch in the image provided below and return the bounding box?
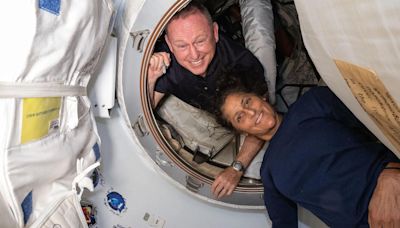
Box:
[231,161,245,172]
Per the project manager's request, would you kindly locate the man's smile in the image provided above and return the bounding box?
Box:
[255,112,263,125]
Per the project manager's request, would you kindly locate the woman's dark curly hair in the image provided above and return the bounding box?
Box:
[214,66,268,132]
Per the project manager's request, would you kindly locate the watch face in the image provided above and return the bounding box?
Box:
[232,161,243,172]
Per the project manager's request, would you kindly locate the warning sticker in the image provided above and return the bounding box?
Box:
[334,59,400,153]
[21,97,61,144]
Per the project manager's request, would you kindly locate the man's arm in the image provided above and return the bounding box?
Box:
[211,134,265,199]
[368,162,400,228]
[148,52,170,108]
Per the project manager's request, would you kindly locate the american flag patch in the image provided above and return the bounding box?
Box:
[39,0,61,15]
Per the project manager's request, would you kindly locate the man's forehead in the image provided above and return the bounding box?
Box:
[166,11,210,34]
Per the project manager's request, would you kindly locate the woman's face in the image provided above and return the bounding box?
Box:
[221,92,281,140]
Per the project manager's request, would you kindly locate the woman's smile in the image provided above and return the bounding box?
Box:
[222,92,282,140]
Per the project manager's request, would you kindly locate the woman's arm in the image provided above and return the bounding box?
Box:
[368,162,400,228]
[263,172,298,228]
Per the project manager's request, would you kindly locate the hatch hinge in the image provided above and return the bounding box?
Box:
[130,29,150,53]
[133,115,149,137]
[155,149,173,167]
[185,176,203,193]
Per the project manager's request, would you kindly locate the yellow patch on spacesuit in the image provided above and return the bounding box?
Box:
[335,59,400,153]
[21,97,61,144]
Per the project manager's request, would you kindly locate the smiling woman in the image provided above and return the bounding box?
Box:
[214,66,270,131]
[221,92,282,140]
[214,81,400,227]
[214,68,279,139]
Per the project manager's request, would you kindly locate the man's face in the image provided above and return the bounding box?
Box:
[165,11,219,77]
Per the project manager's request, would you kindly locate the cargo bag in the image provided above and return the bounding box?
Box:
[157,95,235,160]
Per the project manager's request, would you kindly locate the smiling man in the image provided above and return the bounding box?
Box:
[147,1,266,112]
[147,1,268,199]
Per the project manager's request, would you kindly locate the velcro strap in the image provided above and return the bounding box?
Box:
[0,82,86,98]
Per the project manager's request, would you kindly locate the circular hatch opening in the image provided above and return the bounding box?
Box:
[124,0,265,207]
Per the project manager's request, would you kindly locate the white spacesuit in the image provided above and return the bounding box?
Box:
[0,1,113,227]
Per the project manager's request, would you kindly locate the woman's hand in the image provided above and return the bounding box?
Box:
[368,166,400,228]
[211,167,243,199]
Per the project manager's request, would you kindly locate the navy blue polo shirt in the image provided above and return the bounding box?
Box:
[154,33,265,113]
[261,87,399,227]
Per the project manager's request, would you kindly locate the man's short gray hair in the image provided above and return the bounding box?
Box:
[165,1,213,34]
